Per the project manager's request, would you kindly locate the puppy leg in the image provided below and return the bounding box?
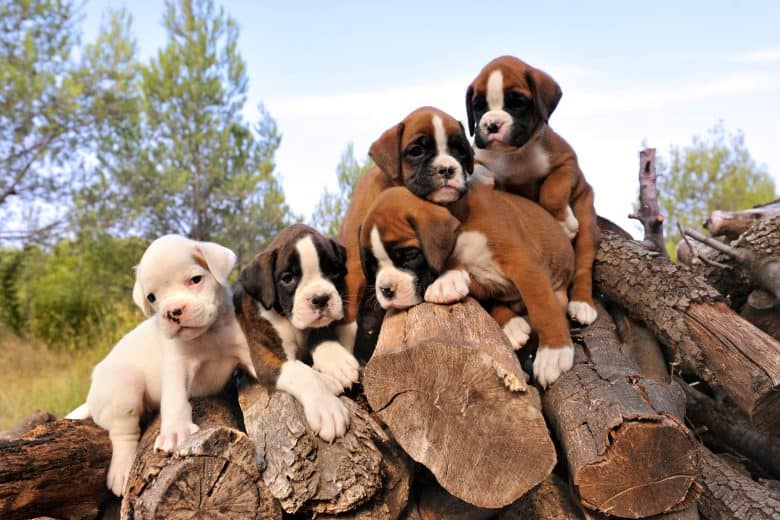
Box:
[277,360,350,442]
[155,361,199,452]
[568,189,599,325]
[538,166,578,239]
[489,304,531,351]
[311,340,360,392]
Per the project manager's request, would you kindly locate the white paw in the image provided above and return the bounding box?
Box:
[503,316,531,350]
[560,205,579,240]
[106,445,136,496]
[424,269,470,304]
[300,391,350,442]
[154,421,200,452]
[568,301,597,325]
[533,345,574,389]
[312,341,360,392]
[471,164,496,187]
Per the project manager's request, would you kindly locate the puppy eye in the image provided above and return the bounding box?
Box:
[146,293,156,304]
[280,272,296,285]
[405,144,425,159]
[190,275,203,285]
[473,94,487,112]
[505,90,529,110]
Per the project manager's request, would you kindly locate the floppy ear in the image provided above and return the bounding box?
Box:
[328,238,347,270]
[465,83,476,136]
[458,121,475,174]
[239,249,277,309]
[526,67,562,122]
[357,224,377,282]
[409,210,461,273]
[132,266,154,317]
[369,122,404,180]
[194,241,237,286]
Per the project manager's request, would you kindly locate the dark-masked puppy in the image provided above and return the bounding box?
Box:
[233,224,359,441]
[359,185,575,388]
[337,107,474,350]
[465,55,600,326]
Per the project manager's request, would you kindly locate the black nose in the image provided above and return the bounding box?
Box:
[311,294,330,310]
[166,308,183,323]
[487,121,500,134]
[437,165,455,179]
[380,286,395,299]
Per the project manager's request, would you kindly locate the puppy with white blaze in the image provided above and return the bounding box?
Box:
[66,235,256,496]
[233,224,357,443]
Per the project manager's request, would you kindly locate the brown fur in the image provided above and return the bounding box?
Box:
[233,287,285,387]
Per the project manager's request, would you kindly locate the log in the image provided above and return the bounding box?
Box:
[627,148,668,255]
[594,229,780,435]
[543,304,701,518]
[121,393,280,520]
[0,419,111,520]
[740,289,780,341]
[412,470,495,520]
[363,298,556,509]
[705,201,780,240]
[0,409,56,442]
[236,380,384,516]
[698,446,780,520]
[498,474,584,520]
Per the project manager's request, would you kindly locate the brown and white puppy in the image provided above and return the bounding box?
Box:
[233,224,358,441]
[338,106,474,350]
[359,185,576,388]
[465,55,600,326]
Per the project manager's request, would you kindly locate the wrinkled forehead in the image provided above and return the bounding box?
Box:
[472,60,530,94]
[401,109,463,147]
[361,207,419,251]
[137,237,202,288]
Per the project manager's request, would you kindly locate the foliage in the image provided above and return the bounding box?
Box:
[657,122,777,255]
[311,142,374,238]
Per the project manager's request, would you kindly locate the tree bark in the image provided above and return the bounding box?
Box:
[0,409,56,442]
[363,298,556,509]
[236,380,384,516]
[543,304,701,518]
[704,201,780,240]
[121,393,280,520]
[0,419,111,520]
[594,230,780,435]
[628,148,668,255]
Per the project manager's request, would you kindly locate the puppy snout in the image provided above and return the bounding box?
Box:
[437,165,456,179]
[166,306,184,323]
[311,293,330,310]
[486,121,502,134]
[380,285,395,299]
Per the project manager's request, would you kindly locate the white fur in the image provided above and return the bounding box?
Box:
[312,340,360,391]
[291,236,344,329]
[370,226,420,309]
[335,321,357,353]
[424,269,470,304]
[568,301,598,325]
[470,164,496,187]
[428,114,465,203]
[276,360,350,442]
[533,345,574,388]
[560,205,579,240]
[67,235,254,496]
[451,231,512,292]
[486,69,504,110]
[479,69,514,144]
[503,316,531,350]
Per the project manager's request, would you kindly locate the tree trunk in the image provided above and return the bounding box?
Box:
[0,419,111,520]
[543,304,701,518]
[594,230,780,435]
[121,393,280,520]
[363,298,556,509]
[628,148,667,255]
[236,380,384,516]
[704,201,780,240]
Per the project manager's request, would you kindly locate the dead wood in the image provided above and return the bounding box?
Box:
[628,148,668,255]
[498,473,584,520]
[363,297,556,509]
[705,201,780,240]
[0,409,56,442]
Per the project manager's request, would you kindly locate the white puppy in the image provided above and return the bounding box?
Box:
[66,234,255,496]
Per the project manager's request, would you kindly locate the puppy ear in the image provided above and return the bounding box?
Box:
[194,242,237,286]
[357,224,377,281]
[458,121,475,174]
[239,249,277,309]
[465,84,476,136]
[328,238,348,273]
[369,122,404,180]
[132,266,154,317]
[526,67,562,122]
[409,210,461,273]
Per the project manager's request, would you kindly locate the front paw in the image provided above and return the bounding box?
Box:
[154,421,200,452]
[559,205,579,240]
[568,301,597,325]
[503,316,531,350]
[424,269,470,304]
[533,345,574,389]
[312,341,360,392]
[106,445,136,496]
[301,391,350,442]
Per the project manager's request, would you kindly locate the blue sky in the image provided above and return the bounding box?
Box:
[83,1,780,236]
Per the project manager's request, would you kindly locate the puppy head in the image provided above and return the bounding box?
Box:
[132,235,236,340]
[466,55,562,150]
[369,106,474,204]
[359,187,460,310]
[239,224,346,330]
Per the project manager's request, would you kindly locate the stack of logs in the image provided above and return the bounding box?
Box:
[2,171,779,520]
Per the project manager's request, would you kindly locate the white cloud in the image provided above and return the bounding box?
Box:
[729,48,780,63]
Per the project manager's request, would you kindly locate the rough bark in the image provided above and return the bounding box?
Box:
[698,446,780,520]
[705,201,780,240]
[0,419,112,520]
[0,409,56,442]
[740,290,780,341]
[628,148,667,255]
[121,394,280,520]
[543,305,701,518]
[363,298,555,509]
[237,380,384,516]
[606,302,671,385]
[594,230,780,435]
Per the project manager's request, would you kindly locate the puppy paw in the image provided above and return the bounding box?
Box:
[568,301,597,325]
[424,269,470,304]
[301,392,350,442]
[559,205,579,240]
[312,341,360,391]
[106,445,137,496]
[154,421,200,452]
[503,316,531,350]
[533,345,574,389]
[471,165,496,187]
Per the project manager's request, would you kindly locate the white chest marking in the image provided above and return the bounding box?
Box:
[259,305,306,360]
[453,231,511,290]
[486,69,504,111]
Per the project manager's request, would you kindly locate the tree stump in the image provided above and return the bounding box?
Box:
[594,229,780,435]
[0,419,111,520]
[363,297,556,509]
[543,305,701,518]
[236,380,384,516]
[120,394,280,520]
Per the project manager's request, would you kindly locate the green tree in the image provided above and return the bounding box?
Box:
[658,122,777,254]
[311,142,373,238]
